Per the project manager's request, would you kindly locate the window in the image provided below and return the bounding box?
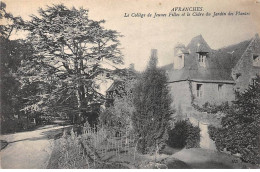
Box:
[177,54,184,69]
[218,84,224,98]
[218,84,222,91]
[196,84,203,97]
[198,53,206,67]
[251,78,257,86]
[253,54,260,66]
[198,55,204,62]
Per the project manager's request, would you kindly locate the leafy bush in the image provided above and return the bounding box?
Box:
[168,120,200,149]
[207,76,260,164]
[186,124,200,148]
[57,130,86,168]
[54,122,108,168]
[100,79,136,136]
[167,120,188,148]
[99,98,134,136]
[194,101,230,114]
[208,125,219,141]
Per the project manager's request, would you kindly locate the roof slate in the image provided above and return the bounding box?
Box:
[163,35,252,83]
[187,34,212,53]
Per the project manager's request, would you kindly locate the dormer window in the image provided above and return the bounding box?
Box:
[198,54,204,63]
[198,53,207,67]
[251,78,256,86]
[178,54,184,68]
[253,54,260,67]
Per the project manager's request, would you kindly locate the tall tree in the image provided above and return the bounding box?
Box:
[132,50,173,154]
[21,5,123,123]
[0,1,24,39]
[0,2,31,133]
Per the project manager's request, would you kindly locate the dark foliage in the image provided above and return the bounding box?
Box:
[194,101,230,114]
[167,120,200,149]
[208,125,219,141]
[208,76,260,164]
[0,36,34,133]
[186,123,200,148]
[132,53,173,154]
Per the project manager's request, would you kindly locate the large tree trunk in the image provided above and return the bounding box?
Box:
[76,87,83,124]
[76,83,87,124]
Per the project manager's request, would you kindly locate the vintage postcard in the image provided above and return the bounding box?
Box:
[0,0,259,169]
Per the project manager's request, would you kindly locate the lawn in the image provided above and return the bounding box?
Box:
[172,148,259,169]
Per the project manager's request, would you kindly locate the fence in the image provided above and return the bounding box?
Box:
[80,124,138,167]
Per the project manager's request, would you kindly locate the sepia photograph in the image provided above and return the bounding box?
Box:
[0,0,259,169]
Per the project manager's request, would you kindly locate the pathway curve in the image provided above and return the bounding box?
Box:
[0,125,70,169]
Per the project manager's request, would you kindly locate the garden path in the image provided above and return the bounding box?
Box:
[0,125,70,169]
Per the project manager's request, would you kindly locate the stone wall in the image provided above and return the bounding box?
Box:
[168,80,235,112]
[168,81,192,111]
[191,81,235,106]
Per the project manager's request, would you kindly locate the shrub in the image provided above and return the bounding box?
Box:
[186,124,200,148]
[208,125,219,141]
[100,79,136,136]
[167,120,188,148]
[57,129,86,168]
[208,76,260,164]
[55,125,109,169]
[168,120,200,149]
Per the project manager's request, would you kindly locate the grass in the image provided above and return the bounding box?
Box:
[160,145,182,155]
[171,148,260,169]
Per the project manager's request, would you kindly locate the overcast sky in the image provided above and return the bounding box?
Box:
[4,0,260,71]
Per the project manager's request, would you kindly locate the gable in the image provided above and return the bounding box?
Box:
[165,35,254,83]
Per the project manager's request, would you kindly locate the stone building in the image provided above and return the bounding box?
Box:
[162,34,260,149]
[162,34,260,112]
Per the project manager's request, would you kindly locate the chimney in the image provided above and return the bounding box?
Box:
[149,49,158,68]
[129,63,135,70]
[151,49,158,58]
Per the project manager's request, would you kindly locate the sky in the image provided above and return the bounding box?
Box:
[3,0,260,71]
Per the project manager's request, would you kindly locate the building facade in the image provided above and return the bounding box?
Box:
[163,34,260,112]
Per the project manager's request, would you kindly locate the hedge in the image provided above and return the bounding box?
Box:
[168,120,200,149]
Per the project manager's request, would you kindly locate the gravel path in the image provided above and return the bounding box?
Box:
[0,125,70,169]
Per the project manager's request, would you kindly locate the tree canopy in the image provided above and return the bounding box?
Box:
[20,4,123,122]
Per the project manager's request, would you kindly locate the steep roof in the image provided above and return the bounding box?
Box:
[187,34,212,53]
[160,63,174,71]
[210,39,251,71]
[164,35,252,83]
